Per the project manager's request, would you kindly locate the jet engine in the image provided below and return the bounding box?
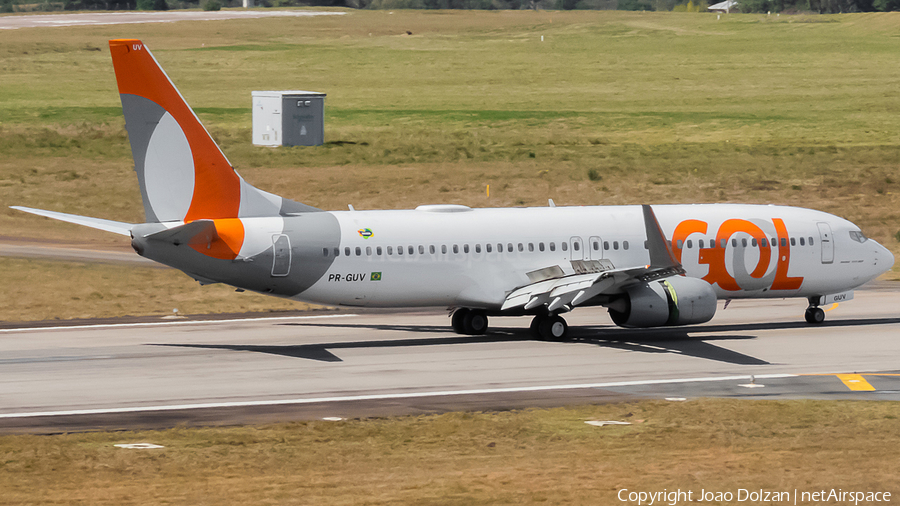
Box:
[607,276,717,328]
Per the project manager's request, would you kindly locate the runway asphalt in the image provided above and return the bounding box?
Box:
[1,282,898,433]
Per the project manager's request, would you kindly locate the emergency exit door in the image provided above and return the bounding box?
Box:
[272,234,291,276]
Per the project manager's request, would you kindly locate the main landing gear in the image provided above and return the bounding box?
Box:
[450,308,570,341]
[530,313,569,341]
[451,308,488,335]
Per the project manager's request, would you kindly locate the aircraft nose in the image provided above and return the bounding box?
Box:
[872,240,894,275]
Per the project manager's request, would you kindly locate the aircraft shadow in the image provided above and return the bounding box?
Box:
[151,317,900,365]
[152,333,526,363]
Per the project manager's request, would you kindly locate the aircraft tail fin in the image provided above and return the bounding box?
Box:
[108,39,318,223]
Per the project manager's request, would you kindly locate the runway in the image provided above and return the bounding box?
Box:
[1,283,899,433]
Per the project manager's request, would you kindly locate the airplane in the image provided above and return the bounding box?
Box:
[11,39,895,341]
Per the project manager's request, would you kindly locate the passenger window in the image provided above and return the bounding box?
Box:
[486,244,492,253]
[429,245,435,254]
[475,244,481,253]
[623,241,629,250]
[397,246,403,256]
[497,243,503,252]
[528,243,534,252]
[800,237,805,246]
[741,238,747,247]
[604,241,610,251]
[377,246,383,255]
[573,242,580,251]
[442,245,447,254]
[539,242,545,252]
[613,241,619,250]
[592,241,599,251]
[518,243,524,252]
[323,248,329,257]
[686,240,692,249]
[562,242,568,251]
[418,245,424,254]
[366,247,372,256]
[772,238,777,247]
[699,239,705,248]
[453,245,459,254]
[408,246,414,255]
[387,246,393,255]
[550,242,555,252]
[464,244,470,254]
[345,247,351,256]
[751,238,757,247]
[677,240,684,249]
[334,247,340,257]
[809,237,814,245]
[355,247,361,256]
[781,238,787,247]
[761,238,767,247]
[721,239,727,248]
[508,243,514,252]
[790,238,796,246]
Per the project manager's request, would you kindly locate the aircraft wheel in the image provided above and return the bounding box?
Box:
[451,308,469,334]
[805,307,825,324]
[530,314,546,338]
[463,310,488,335]
[538,314,568,341]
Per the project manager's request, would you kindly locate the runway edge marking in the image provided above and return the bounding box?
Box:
[0,374,796,419]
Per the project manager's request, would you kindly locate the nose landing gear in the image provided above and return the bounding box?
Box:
[804,305,826,324]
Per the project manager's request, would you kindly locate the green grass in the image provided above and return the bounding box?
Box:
[1,399,898,504]
[2,10,900,321]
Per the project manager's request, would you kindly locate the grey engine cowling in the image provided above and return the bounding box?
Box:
[608,276,717,328]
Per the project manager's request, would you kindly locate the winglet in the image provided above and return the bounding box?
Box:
[642,205,681,270]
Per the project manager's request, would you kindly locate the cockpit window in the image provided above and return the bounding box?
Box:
[849,230,868,243]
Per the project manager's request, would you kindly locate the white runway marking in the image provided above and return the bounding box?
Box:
[0,374,796,419]
[0,10,344,30]
[0,313,358,333]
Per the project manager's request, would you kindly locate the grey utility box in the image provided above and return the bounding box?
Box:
[252,91,326,147]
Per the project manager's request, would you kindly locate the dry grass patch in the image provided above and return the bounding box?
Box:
[1,399,898,504]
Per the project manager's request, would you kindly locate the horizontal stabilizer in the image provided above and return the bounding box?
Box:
[10,206,133,236]
[144,220,217,246]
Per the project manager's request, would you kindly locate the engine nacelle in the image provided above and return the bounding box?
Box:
[608,276,717,328]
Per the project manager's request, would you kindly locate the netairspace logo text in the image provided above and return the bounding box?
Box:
[617,488,892,505]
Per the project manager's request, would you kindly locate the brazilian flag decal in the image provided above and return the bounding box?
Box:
[370,272,382,281]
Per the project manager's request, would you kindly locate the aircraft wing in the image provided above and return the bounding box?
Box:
[10,206,134,236]
[501,205,684,313]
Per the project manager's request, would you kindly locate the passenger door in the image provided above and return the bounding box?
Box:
[817,222,834,264]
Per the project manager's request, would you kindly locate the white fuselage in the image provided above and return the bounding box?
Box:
[295,204,893,308]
